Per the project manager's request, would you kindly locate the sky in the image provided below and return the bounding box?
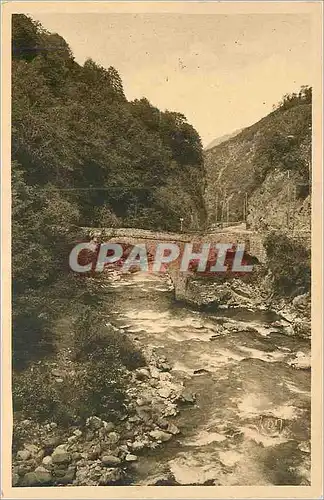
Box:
[29,12,313,147]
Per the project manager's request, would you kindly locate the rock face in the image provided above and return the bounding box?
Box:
[204,102,311,232]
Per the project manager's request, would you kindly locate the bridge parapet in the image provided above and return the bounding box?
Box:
[77,226,267,263]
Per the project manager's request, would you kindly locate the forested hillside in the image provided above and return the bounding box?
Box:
[12,14,206,232]
[11,14,206,366]
[204,88,312,232]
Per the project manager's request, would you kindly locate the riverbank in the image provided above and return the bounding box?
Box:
[12,268,311,487]
[12,273,195,487]
[173,266,311,341]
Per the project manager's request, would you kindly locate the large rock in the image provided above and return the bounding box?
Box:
[101,455,121,467]
[177,387,196,404]
[149,430,172,442]
[136,368,150,380]
[51,448,71,465]
[24,444,40,457]
[292,293,309,310]
[99,468,122,485]
[129,438,149,452]
[158,386,172,399]
[22,470,52,486]
[42,456,53,467]
[16,450,31,461]
[288,351,311,370]
[12,472,20,486]
[86,416,103,430]
[106,432,120,445]
[167,423,180,435]
[56,467,76,485]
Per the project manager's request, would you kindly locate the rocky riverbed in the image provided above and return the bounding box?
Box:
[12,340,195,487]
[12,269,311,487]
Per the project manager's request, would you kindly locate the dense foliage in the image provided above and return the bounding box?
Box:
[264,231,311,296]
[253,90,312,192]
[12,14,205,230]
[11,14,206,370]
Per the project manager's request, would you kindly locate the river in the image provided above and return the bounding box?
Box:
[106,271,311,486]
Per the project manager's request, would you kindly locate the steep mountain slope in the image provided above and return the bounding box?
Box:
[12,14,206,233]
[204,128,242,151]
[204,94,311,232]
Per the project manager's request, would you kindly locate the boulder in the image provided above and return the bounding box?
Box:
[136,368,150,380]
[292,294,309,310]
[102,421,115,432]
[289,351,311,370]
[22,470,52,486]
[149,430,172,442]
[167,423,180,435]
[158,386,172,399]
[178,388,196,404]
[86,416,103,430]
[129,439,148,452]
[149,366,161,379]
[99,468,122,485]
[56,467,76,485]
[51,449,71,465]
[24,444,39,457]
[51,369,65,378]
[12,472,20,486]
[157,417,169,429]
[42,456,53,467]
[16,450,31,461]
[298,441,311,454]
[101,455,121,467]
[125,454,138,462]
[106,432,120,445]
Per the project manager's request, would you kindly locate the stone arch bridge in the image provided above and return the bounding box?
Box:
[77,226,271,263]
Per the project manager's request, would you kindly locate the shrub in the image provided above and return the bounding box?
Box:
[264,231,310,296]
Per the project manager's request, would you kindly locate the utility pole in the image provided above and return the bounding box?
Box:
[134,197,138,218]
[226,199,229,225]
[179,217,184,232]
[221,188,226,228]
[308,160,312,196]
[287,170,290,229]
[215,193,218,224]
[220,200,224,228]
